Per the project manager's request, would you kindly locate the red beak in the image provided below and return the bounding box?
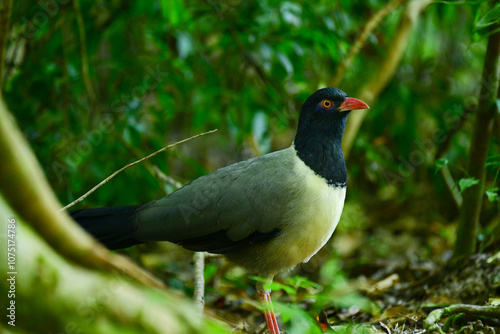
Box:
[338,97,370,112]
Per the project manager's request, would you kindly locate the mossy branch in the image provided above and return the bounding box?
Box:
[0,99,164,289]
[424,304,500,334]
[0,196,228,333]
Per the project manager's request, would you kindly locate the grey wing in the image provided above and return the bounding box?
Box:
[131,148,298,253]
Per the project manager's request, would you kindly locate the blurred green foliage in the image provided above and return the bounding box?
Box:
[3,0,499,271]
[4,0,498,226]
[4,0,500,332]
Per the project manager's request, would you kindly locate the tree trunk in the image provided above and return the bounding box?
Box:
[453,29,500,258]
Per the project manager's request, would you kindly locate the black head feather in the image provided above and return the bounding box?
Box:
[297,87,349,130]
[294,87,350,187]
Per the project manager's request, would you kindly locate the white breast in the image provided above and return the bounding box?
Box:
[281,149,346,265]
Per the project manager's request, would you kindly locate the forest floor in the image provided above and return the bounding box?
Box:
[199,253,500,334]
[123,210,500,334]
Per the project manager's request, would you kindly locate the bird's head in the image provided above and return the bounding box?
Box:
[294,87,370,185]
[297,87,369,132]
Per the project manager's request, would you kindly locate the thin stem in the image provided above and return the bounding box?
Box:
[60,129,218,211]
[73,0,97,103]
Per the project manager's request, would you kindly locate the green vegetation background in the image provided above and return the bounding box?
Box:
[2,0,499,331]
[6,0,498,251]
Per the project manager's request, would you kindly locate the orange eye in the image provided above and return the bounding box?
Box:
[321,99,333,109]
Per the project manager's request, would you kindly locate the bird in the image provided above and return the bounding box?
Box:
[70,87,369,334]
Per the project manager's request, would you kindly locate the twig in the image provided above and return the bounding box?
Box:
[379,321,392,334]
[424,304,500,334]
[152,166,183,190]
[73,0,97,103]
[331,0,405,87]
[60,129,218,211]
[193,252,206,314]
[440,164,462,209]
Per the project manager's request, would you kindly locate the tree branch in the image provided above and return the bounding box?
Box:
[0,99,164,289]
[424,304,500,334]
[60,129,217,211]
[331,0,406,87]
[152,165,184,189]
[342,0,434,160]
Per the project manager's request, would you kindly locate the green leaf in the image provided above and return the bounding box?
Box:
[249,276,296,295]
[159,0,190,26]
[203,264,218,282]
[486,187,499,202]
[274,302,323,334]
[485,154,500,168]
[474,3,500,33]
[287,275,323,291]
[267,281,297,296]
[458,177,479,193]
[435,158,449,174]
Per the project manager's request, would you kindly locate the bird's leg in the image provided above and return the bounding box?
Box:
[256,280,280,334]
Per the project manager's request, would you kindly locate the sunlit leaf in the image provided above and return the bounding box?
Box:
[458,177,479,193]
[280,2,302,27]
[486,187,499,202]
[485,154,500,168]
[277,52,294,75]
[287,275,323,291]
[268,281,297,296]
[204,263,218,281]
[474,3,500,33]
[159,0,191,26]
[435,158,449,174]
[252,111,270,153]
[274,302,322,334]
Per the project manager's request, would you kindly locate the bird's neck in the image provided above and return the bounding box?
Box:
[293,117,347,187]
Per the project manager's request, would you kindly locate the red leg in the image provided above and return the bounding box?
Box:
[256,281,281,334]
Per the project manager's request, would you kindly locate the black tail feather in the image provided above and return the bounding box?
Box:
[70,205,143,250]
